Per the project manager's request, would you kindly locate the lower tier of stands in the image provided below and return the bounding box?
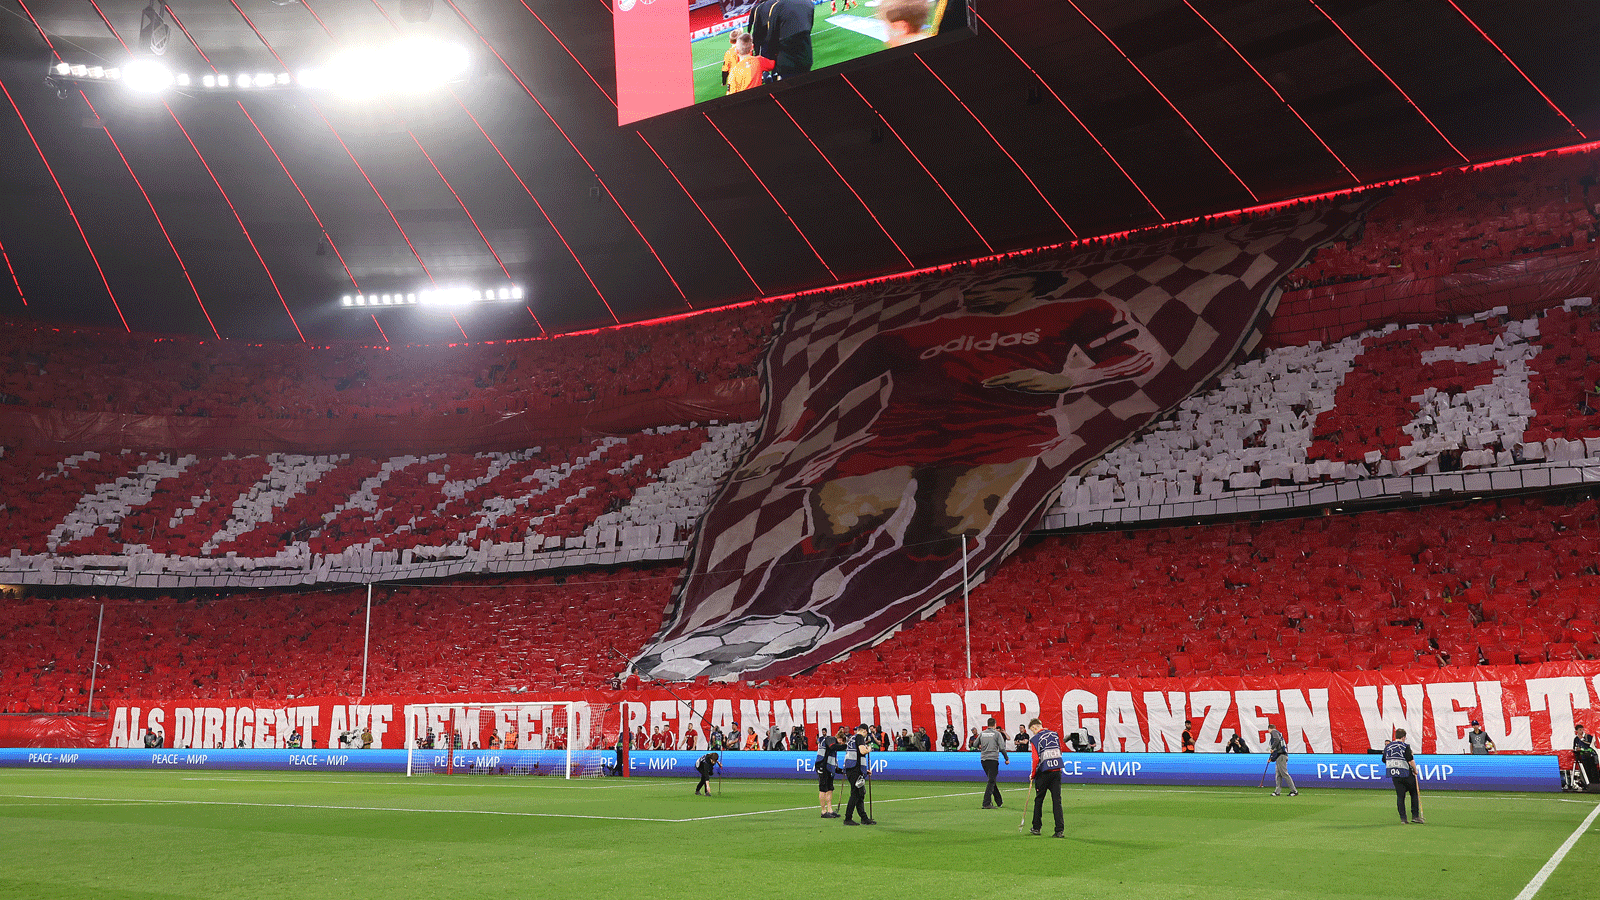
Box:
[4,492,1599,713]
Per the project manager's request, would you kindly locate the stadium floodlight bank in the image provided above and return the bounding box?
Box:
[403,701,615,777]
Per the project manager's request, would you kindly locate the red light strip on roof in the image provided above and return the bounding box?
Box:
[840,74,994,255]
[234,103,360,290]
[162,4,211,66]
[164,111,307,342]
[308,100,437,284]
[1062,0,1260,202]
[1181,0,1361,184]
[235,3,435,289]
[440,0,690,307]
[770,96,915,269]
[0,236,28,308]
[0,75,128,331]
[517,0,617,107]
[915,54,1078,236]
[87,0,305,341]
[450,96,613,326]
[1442,0,1586,141]
[973,11,1164,220]
[407,134,513,280]
[360,136,1600,348]
[79,93,221,339]
[703,113,838,281]
[370,314,389,343]
[162,6,361,295]
[511,0,758,297]
[1304,0,1469,163]
[636,132,764,294]
[359,2,510,282]
[20,0,214,333]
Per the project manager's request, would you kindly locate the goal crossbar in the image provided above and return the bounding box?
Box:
[403,701,610,778]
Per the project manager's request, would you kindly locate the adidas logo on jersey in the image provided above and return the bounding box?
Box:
[919,330,1041,359]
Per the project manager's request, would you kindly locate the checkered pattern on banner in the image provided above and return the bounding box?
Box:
[633,202,1372,682]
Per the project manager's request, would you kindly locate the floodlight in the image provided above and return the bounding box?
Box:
[342,296,353,307]
[70,65,87,77]
[122,59,174,93]
[175,73,190,87]
[254,72,274,88]
[276,73,290,85]
[105,68,121,80]
[54,62,70,76]
[236,72,252,88]
[216,74,229,87]
[203,74,216,88]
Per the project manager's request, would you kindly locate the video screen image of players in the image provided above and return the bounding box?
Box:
[615,0,971,125]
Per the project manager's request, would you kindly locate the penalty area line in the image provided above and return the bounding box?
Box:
[1514,800,1600,900]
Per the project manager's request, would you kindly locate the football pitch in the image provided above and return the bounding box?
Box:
[1,772,1597,899]
[692,7,886,104]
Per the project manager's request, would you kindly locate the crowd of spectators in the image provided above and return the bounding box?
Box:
[0,302,778,423]
[796,490,1600,685]
[1282,149,1600,290]
[6,490,1600,713]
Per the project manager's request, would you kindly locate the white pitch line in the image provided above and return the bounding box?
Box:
[0,793,681,823]
[0,787,987,825]
[1513,800,1600,900]
[177,777,635,790]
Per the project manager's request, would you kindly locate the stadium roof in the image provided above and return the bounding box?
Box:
[0,0,1597,345]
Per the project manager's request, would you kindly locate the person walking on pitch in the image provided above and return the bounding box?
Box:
[1384,729,1424,824]
[694,752,720,795]
[1027,719,1065,838]
[841,723,875,825]
[977,716,1011,808]
[1267,722,1298,796]
[816,729,840,818]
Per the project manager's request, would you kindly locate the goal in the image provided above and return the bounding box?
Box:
[403,701,621,777]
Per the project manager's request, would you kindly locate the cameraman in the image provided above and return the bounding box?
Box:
[941,723,959,752]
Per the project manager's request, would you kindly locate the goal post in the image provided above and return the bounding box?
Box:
[403,701,620,777]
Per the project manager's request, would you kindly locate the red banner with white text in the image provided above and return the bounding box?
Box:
[83,663,1600,767]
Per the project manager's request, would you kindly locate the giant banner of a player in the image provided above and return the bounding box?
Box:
[635,203,1370,680]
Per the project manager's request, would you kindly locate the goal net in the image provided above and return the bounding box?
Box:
[403,702,621,777]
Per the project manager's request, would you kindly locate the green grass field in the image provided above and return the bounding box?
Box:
[693,5,887,104]
[1,772,1597,899]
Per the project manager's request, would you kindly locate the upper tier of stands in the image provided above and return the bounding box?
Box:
[0,304,777,424]
[1284,151,1600,289]
[0,146,1592,447]
[5,492,1598,713]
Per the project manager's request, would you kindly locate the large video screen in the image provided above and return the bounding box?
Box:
[615,0,970,125]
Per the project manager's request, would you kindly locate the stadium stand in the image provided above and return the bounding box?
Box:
[0,302,776,424]
[5,491,1599,713]
[801,493,1600,686]
[0,567,675,715]
[5,146,1600,712]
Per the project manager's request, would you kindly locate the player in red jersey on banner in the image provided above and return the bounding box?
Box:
[747,271,1164,561]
